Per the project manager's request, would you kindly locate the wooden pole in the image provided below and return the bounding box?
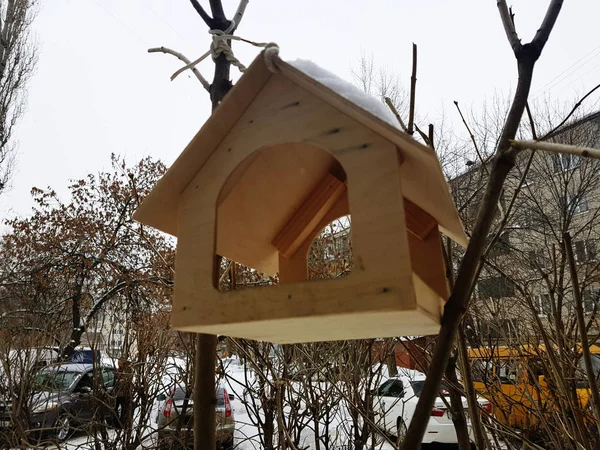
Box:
[186,2,247,449]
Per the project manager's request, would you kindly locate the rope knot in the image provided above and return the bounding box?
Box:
[208,22,247,72]
[169,22,279,81]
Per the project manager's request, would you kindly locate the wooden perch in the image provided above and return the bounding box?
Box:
[511,140,600,160]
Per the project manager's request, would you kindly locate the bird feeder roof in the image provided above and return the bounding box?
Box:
[134,51,467,252]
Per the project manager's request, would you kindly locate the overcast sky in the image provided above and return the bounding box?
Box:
[1,0,599,223]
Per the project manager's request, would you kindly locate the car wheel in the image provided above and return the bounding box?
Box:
[220,436,234,450]
[54,413,72,442]
[396,418,407,445]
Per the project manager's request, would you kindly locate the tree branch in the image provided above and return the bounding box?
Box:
[511,139,600,160]
[531,0,564,51]
[209,0,226,21]
[231,0,250,30]
[497,0,521,54]
[190,0,214,27]
[543,82,600,138]
[401,1,564,448]
[148,46,210,91]
[384,96,408,132]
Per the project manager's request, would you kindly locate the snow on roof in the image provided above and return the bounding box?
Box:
[288,59,400,130]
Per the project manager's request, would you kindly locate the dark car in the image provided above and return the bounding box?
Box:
[0,363,117,442]
[155,383,235,449]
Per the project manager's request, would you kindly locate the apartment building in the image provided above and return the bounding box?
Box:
[449,111,600,343]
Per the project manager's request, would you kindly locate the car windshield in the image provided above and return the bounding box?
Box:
[411,380,452,398]
[34,370,79,392]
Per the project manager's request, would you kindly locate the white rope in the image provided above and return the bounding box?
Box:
[170,21,279,81]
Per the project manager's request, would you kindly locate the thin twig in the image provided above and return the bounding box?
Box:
[543,82,600,138]
[408,43,417,135]
[454,100,489,175]
[148,47,210,91]
[415,124,431,146]
[525,102,538,140]
[384,96,408,132]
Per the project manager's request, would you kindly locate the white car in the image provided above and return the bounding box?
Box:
[373,369,491,444]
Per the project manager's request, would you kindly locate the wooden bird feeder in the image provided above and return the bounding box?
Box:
[134,51,467,344]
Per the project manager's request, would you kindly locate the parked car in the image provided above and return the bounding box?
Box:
[155,382,235,449]
[372,369,492,445]
[0,363,117,442]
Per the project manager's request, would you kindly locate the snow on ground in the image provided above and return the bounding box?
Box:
[221,359,394,450]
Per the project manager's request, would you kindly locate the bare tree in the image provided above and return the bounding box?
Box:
[0,0,37,193]
[402,1,565,447]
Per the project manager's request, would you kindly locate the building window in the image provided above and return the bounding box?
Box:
[567,193,589,214]
[478,275,515,299]
[553,153,580,172]
[583,289,600,314]
[534,293,552,316]
[574,240,596,262]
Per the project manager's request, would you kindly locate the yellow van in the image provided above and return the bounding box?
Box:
[467,344,600,429]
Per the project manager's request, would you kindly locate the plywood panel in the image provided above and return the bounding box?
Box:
[176,309,440,344]
[216,142,336,274]
[408,227,448,300]
[404,198,437,240]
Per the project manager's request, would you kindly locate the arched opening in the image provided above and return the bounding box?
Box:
[307,215,352,281]
[214,142,349,290]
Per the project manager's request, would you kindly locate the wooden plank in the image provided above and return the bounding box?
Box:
[404,198,437,241]
[272,173,346,259]
[175,309,440,344]
[408,227,448,300]
[215,142,336,274]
